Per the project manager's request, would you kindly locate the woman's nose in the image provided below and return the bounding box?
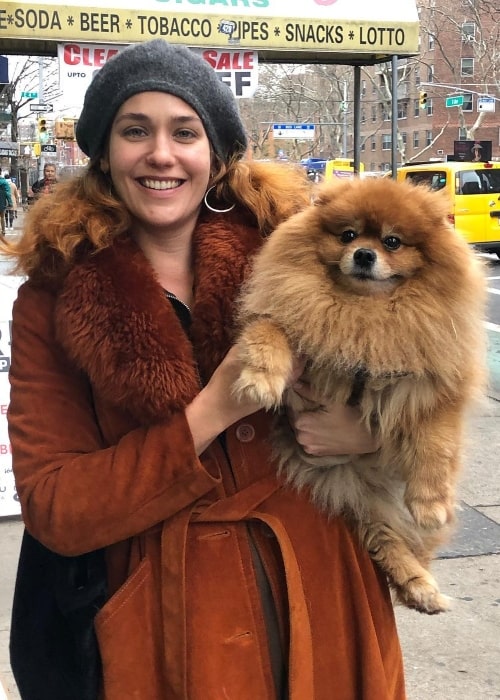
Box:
[146,135,175,165]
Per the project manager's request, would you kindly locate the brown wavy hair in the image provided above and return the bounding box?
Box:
[0,156,311,281]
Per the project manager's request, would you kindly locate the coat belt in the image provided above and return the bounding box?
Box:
[160,476,314,699]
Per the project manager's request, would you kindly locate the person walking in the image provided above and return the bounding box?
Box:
[3,173,21,230]
[0,172,13,237]
[3,40,406,700]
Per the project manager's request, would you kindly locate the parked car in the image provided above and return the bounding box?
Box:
[395,161,500,257]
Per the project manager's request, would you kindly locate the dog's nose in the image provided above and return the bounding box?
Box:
[353,248,377,267]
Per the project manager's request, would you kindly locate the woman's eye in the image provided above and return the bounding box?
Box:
[176,128,196,140]
[383,236,402,250]
[340,230,358,244]
[123,126,147,138]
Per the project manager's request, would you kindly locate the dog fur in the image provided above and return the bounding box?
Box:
[233,176,487,614]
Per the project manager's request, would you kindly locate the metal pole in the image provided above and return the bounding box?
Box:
[353,66,361,174]
[391,55,398,179]
[342,79,348,158]
[38,58,44,179]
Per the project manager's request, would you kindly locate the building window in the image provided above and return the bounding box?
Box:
[371,136,376,151]
[461,58,474,77]
[426,130,433,147]
[401,132,408,146]
[361,109,366,124]
[361,140,366,152]
[458,127,467,140]
[371,105,377,122]
[361,80,367,97]
[426,98,433,117]
[414,99,420,117]
[397,101,408,119]
[414,67,420,86]
[427,65,434,82]
[461,22,475,42]
[381,105,390,121]
[413,131,419,148]
[382,134,392,151]
[428,34,435,50]
[462,93,473,111]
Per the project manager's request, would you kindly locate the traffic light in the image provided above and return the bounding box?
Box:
[419,91,428,110]
[38,118,48,142]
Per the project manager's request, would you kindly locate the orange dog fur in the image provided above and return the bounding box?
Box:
[233,176,487,614]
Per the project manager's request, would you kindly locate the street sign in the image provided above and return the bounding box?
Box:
[478,96,495,112]
[273,123,316,140]
[21,91,37,98]
[41,144,57,154]
[445,95,464,108]
[29,103,53,113]
[0,141,18,157]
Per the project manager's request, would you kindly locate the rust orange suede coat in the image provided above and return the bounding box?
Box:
[8,212,406,700]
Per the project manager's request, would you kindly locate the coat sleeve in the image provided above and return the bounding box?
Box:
[1,179,12,207]
[8,284,221,555]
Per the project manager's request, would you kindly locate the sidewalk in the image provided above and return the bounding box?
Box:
[0,399,499,699]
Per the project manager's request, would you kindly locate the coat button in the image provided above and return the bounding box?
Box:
[235,423,255,442]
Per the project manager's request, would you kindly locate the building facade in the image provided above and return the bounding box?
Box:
[358,0,499,170]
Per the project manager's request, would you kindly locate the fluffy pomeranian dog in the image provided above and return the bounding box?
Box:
[233,176,487,614]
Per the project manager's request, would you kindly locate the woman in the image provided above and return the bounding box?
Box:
[4,40,406,699]
[3,173,20,230]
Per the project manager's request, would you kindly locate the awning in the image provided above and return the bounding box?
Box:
[0,0,419,64]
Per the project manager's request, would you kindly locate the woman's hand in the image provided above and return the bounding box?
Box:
[186,346,304,455]
[288,381,380,457]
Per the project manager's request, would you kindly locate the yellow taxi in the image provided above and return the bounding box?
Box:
[395,161,500,258]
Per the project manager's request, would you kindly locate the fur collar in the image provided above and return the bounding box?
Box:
[54,214,262,423]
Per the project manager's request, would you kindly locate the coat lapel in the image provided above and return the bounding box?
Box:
[54,214,262,424]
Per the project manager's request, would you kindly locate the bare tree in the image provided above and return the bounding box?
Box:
[419,0,500,139]
[2,57,60,195]
[239,63,351,161]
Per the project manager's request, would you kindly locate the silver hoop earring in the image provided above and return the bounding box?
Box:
[203,185,235,214]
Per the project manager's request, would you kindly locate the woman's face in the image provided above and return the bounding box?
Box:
[102,91,212,238]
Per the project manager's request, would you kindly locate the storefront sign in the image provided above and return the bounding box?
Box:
[1,0,420,56]
[58,42,258,102]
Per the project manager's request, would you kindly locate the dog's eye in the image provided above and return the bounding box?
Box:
[383,236,401,250]
[340,230,358,244]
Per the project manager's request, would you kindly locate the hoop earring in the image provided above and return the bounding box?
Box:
[203,185,235,214]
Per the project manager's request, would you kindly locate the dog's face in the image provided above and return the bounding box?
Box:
[302,177,452,297]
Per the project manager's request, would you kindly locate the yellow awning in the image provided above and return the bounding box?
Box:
[0,0,419,64]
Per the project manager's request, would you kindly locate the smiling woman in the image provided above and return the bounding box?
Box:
[102,93,213,273]
[1,39,407,700]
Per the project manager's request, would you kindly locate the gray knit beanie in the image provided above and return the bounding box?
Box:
[76,39,248,162]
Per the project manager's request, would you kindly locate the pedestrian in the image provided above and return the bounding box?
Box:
[30,163,57,197]
[0,171,13,237]
[3,40,406,700]
[3,173,21,230]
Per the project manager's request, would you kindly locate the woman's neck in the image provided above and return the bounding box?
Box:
[134,228,194,307]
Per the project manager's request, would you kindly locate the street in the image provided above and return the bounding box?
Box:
[486,255,500,401]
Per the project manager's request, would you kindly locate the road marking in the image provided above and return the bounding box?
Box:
[485,321,500,332]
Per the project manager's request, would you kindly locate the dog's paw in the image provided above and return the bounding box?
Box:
[394,577,451,615]
[406,498,451,530]
[232,368,287,410]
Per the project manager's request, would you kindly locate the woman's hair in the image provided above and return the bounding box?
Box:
[0,156,311,280]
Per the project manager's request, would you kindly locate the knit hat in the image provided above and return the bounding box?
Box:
[76,39,248,162]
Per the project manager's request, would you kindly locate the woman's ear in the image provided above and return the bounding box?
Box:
[100,157,109,174]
